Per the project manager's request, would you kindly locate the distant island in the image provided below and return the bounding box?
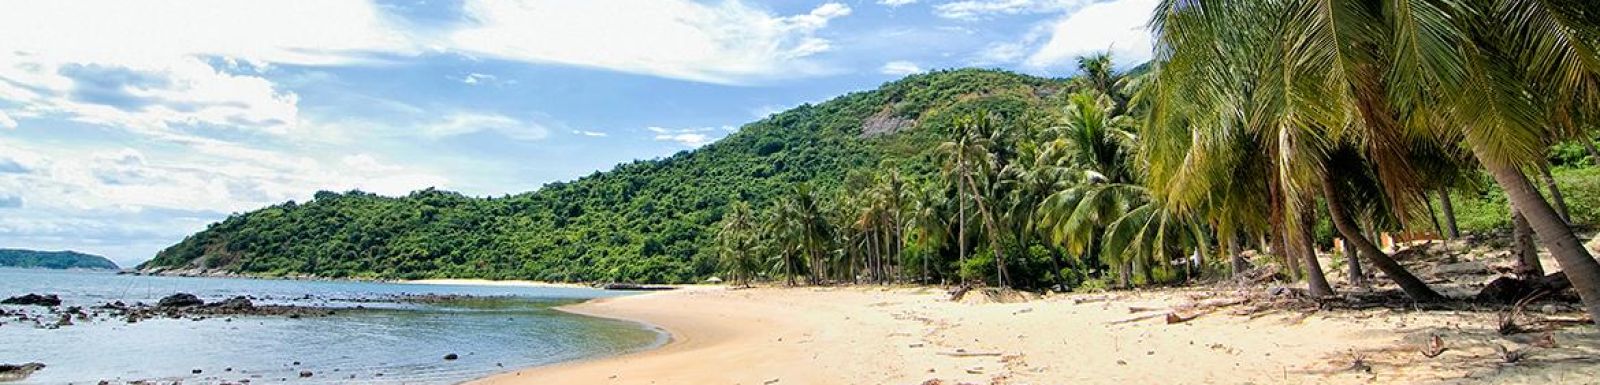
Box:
[0,249,119,270]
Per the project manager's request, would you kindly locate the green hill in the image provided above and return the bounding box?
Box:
[0,249,119,270]
[137,69,1069,282]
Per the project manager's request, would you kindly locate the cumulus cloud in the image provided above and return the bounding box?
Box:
[0,1,415,139]
[450,0,852,84]
[880,61,925,76]
[461,73,498,85]
[0,110,15,129]
[572,130,609,137]
[880,0,920,5]
[1024,0,1156,69]
[423,112,548,141]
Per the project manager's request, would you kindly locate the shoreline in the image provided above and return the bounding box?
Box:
[471,285,1599,385]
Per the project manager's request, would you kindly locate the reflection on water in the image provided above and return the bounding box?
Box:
[0,268,663,384]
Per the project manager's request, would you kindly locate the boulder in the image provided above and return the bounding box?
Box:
[1,294,61,307]
[206,296,253,310]
[0,362,45,382]
[1476,272,1572,304]
[157,293,204,308]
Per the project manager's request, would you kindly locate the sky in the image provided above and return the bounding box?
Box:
[0,0,1158,267]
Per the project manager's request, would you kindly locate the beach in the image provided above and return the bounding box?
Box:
[472,285,1600,385]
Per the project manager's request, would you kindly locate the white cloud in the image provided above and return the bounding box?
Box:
[934,0,1086,20]
[0,110,15,129]
[0,0,415,139]
[647,126,728,147]
[572,130,609,137]
[880,61,925,76]
[450,0,852,84]
[461,73,498,85]
[880,0,920,6]
[1024,0,1156,69]
[423,112,548,141]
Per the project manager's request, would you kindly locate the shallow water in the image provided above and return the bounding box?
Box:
[0,268,663,384]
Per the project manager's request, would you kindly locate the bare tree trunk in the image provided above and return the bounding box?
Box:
[1473,148,1600,323]
[1347,242,1367,289]
[1511,206,1544,279]
[1048,247,1069,292]
[1536,162,1571,224]
[1294,204,1335,297]
[1438,188,1460,239]
[1321,169,1441,301]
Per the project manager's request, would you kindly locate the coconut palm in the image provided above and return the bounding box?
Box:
[715,201,759,286]
[1149,0,1600,314]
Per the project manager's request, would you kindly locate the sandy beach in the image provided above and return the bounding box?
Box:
[469,285,1599,385]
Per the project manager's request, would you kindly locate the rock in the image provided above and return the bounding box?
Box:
[444,353,459,360]
[1476,272,1572,304]
[0,362,46,382]
[192,369,203,374]
[158,293,204,308]
[206,296,253,310]
[2,294,61,307]
[298,370,313,378]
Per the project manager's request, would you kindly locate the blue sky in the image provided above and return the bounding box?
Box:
[0,0,1156,267]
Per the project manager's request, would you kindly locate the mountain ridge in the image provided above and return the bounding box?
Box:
[138,69,1069,282]
[1,248,120,270]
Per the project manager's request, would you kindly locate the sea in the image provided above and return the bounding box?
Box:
[0,268,664,384]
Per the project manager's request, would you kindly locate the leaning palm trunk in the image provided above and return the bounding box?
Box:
[1293,205,1334,297]
[1476,148,1600,323]
[1535,162,1571,224]
[1437,188,1460,239]
[1511,206,1543,279]
[1320,170,1441,301]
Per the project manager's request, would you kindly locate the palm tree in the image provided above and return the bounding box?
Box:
[1149,0,1600,315]
[934,113,1004,285]
[1039,91,1146,286]
[716,201,758,286]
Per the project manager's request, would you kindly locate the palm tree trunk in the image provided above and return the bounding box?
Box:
[962,173,1009,287]
[1437,188,1460,239]
[957,165,968,278]
[1343,217,1367,289]
[1536,162,1571,224]
[1320,169,1441,301]
[1511,206,1543,280]
[1477,153,1600,323]
[1049,247,1070,292]
[1293,204,1334,297]
[1228,234,1248,277]
[1582,137,1600,167]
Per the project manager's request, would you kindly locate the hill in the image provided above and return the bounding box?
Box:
[138,69,1070,282]
[0,249,120,270]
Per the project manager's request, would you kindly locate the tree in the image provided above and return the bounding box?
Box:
[716,201,759,286]
[1148,0,1600,314]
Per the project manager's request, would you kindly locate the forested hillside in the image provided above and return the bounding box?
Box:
[1,249,119,270]
[139,69,1068,282]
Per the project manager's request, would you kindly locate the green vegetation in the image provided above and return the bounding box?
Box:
[145,0,1600,324]
[140,69,1067,283]
[0,249,119,270]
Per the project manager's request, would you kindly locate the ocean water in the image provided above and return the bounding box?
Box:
[0,268,663,384]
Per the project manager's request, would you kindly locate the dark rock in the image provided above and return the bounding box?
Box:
[2,294,61,307]
[444,353,459,360]
[158,293,204,308]
[0,362,46,381]
[1477,272,1573,304]
[192,369,203,374]
[206,296,253,310]
[298,370,313,378]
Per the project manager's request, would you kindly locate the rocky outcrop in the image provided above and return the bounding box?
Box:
[1,294,60,307]
[0,362,45,382]
[157,293,204,308]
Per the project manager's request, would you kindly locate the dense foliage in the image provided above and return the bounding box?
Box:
[0,249,119,270]
[139,69,1067,282]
